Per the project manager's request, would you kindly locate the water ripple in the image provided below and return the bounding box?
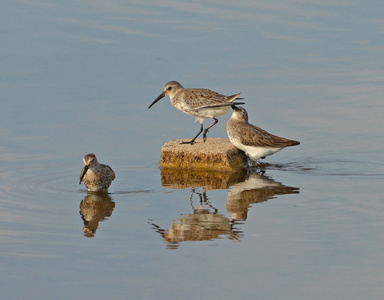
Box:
[0,164,151,203]
[259,156,384,178]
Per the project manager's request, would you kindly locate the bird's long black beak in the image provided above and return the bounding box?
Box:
[231,104,239,110]
[148,92,165,109]
[79,166,88,184]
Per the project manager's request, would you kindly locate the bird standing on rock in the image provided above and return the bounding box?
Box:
[149,81,244,145]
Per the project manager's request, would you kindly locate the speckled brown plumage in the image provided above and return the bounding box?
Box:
[79,153,115,192]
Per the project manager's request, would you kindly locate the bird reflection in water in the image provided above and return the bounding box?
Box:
[79,192,115,237]
[151,188,241,249]
[227,170,299,220]
[152,168,299,249]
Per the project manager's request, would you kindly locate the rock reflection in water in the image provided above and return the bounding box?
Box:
[227,170,299,220]
[160,168,247,190]
[79,192,115,237]
[152,189,240,249]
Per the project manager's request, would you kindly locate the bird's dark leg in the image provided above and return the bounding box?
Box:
[203,118,218,142]
[181,123,204,145]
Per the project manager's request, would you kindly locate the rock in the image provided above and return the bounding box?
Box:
[160,138,247,171]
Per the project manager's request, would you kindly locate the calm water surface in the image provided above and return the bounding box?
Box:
[1,1,384,299]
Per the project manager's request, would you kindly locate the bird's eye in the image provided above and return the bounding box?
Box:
[167,86,172,91]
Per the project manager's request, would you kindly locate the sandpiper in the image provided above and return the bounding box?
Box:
[227,106,300,162]
[79,153,115,192]
[148,81,244,145]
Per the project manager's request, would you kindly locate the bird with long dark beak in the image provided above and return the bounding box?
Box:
[149,81,244,145]
[79,153,115,192]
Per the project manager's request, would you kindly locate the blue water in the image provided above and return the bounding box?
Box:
[1,1,384,299]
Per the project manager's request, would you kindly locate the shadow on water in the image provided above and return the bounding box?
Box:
[150,168,299,249]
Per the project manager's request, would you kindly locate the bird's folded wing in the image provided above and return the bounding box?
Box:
[194,102,245,110]
[239,125,295,147]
